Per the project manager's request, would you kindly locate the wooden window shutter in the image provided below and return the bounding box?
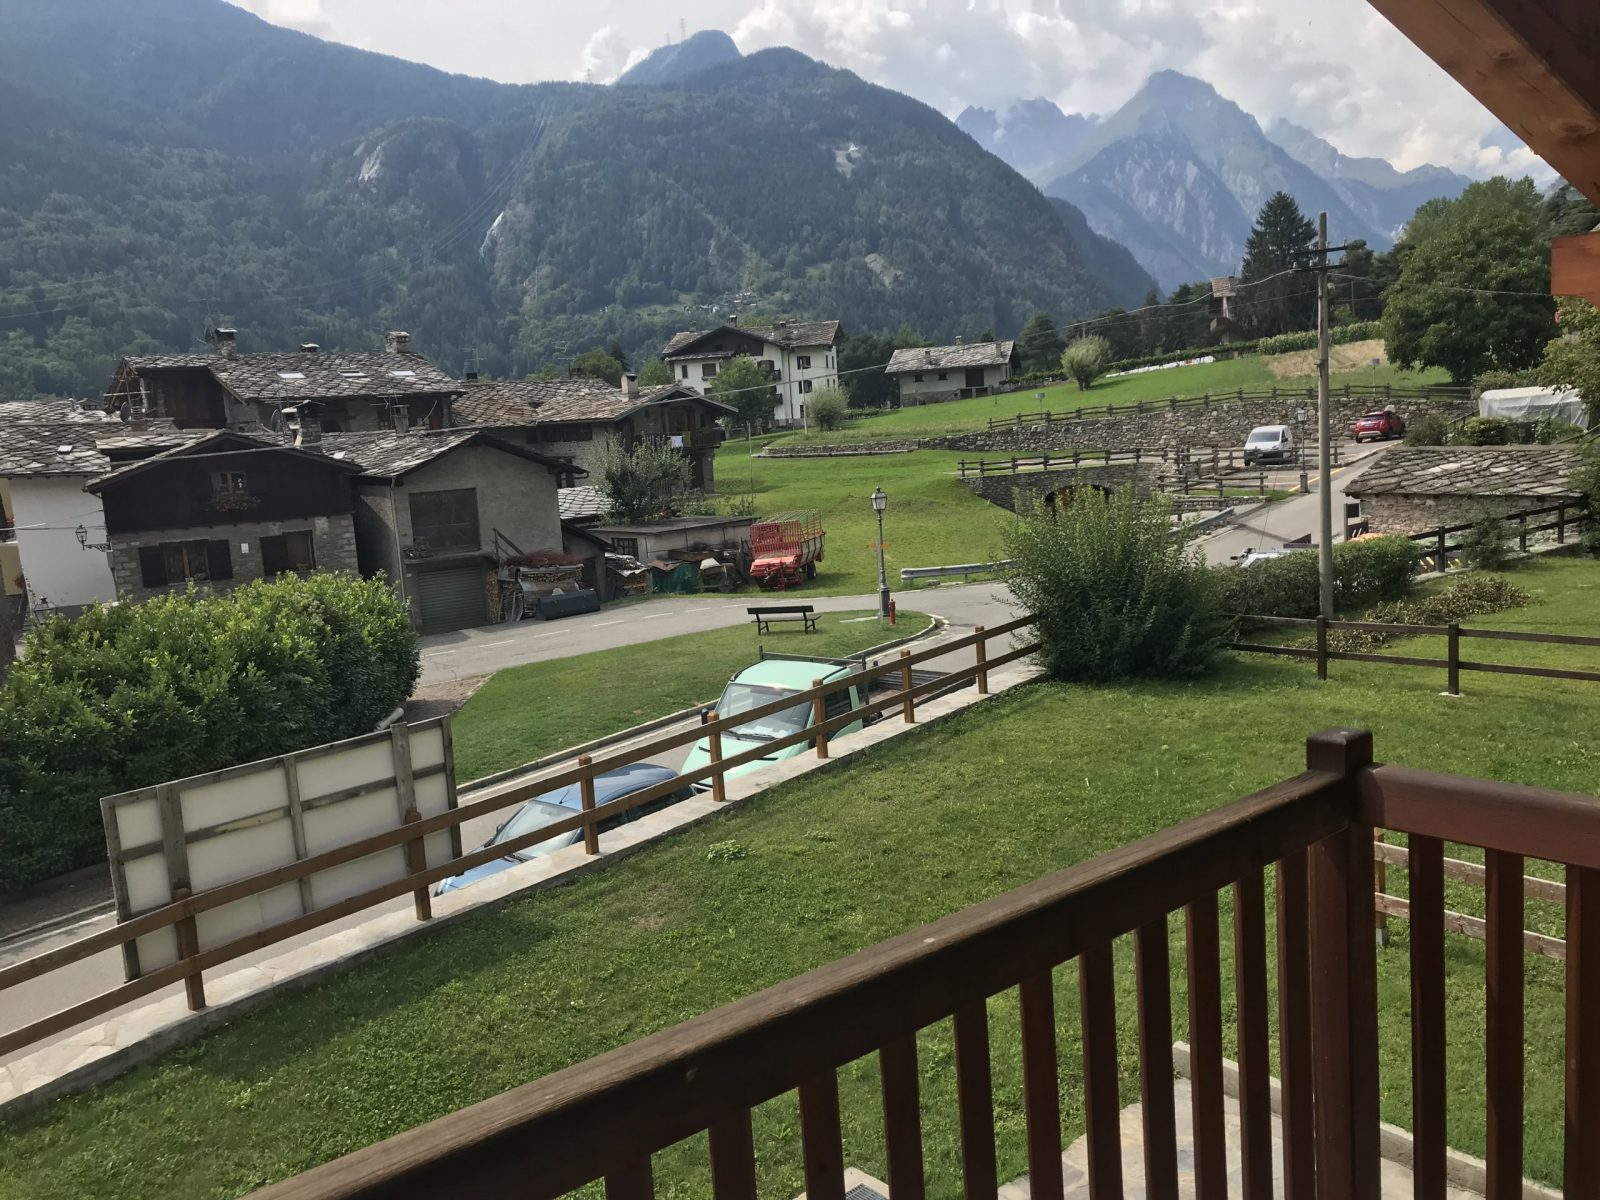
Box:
[138,546,167,588]
[206,540,234,581]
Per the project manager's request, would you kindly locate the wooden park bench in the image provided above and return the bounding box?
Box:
[748,604,819,635]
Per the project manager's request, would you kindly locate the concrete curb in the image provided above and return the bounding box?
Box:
[1172,1041,1558,1199]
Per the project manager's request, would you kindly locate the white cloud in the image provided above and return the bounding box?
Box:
[229,0,339,39]
[575,25,634,83]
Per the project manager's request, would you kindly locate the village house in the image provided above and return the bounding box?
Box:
[660,318,843,426]
[886,339,1019,406]
[86,429,362,604]
[102,329,462,435]
[1345,444,1586,535]
[454,373,730,491]
[331,429,575,633]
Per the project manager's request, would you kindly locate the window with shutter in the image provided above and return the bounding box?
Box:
[207,540,233,581]
[138,546,167,587]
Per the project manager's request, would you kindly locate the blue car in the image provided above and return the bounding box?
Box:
[435,763,692,894]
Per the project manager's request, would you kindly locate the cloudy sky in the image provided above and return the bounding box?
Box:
[229,0,1546,179]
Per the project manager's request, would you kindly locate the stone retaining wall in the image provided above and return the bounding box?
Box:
[961,463,1157,512]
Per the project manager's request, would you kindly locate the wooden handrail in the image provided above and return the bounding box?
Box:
[248,760,1353,1200]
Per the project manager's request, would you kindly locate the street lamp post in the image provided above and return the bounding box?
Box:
[871,486,889,618]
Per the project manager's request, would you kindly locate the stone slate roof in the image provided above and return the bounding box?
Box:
[86,430,349,493]
[0,408,199,477]
[0,399,114,423]
[558,485,610,522]
[453,379,729,427]
[886,341,1017,374]
[661,320,842,357]
[321,429,578,480]
[1346,445,1585,499]
[122,350,462,404]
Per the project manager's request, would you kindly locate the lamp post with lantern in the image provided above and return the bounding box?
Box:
[871,486,889,619]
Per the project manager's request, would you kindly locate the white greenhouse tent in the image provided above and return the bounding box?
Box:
[1478,385,1588,428]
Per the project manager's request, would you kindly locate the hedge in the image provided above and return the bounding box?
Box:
[0,573,419,891]
[1219,535,1421,620]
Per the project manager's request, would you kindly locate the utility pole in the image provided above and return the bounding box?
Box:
[1316,212,1335,621]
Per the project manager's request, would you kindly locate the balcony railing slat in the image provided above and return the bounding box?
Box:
[954,1002,999,1200]
[1408,835,1449,1200]
[1231,872,1273,1200]
[798,1072,846,1200]
[1134,922,1179,1200]
[1486,850,1526,1199]
[1275,851,1316,1200]
[604,1158,654,1200]
[1077,944,1123,1198]
[1018,973,1065,1200]
[1185,894,1227,1200]
[708,1111,759,1200]
[879,1035,926,1200]
[1567,866,1600,1193]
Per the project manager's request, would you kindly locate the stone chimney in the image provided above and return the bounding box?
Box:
[300,343,320,353]
[385,330,411,354]
[954,335,963,344]
[620,372,638,398]
[464,370,479,382]
[285,405,323,450]
[215,328,237,359]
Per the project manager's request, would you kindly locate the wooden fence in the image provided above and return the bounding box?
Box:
[1231,615,1600,693]
[1404,500,1579,571]
[955,443,1339,481]
[0,616,1041,1061]
[986,382,1470,432]
[250,729,1600,1200]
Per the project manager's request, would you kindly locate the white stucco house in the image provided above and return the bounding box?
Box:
[660,319,843,427]
[886,340,1019,406]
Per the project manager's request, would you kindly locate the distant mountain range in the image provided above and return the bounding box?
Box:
[616,30,742,87]
[958,72,1472,291]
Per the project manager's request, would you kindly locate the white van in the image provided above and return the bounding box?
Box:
[1243,424,1295,466]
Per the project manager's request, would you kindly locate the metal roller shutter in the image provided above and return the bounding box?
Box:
[415,565,487,633]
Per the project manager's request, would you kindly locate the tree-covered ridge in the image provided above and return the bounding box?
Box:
[0,1,1121,398]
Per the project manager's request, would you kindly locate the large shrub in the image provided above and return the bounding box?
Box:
[1457,416,1514,445]
[1005,486,1228,681]
[0,574,419,890]
[806,385,848,431]
[1221,536,1419,618]
[1060,335,1111,390]
[1403,414,1452,446]
[1460,513,1515,571]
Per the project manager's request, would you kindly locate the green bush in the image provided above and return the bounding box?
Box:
[0,574,419,890]
[1334,536,1423,606]
[1534,417,1584,444]
[806,385,848,431]
[1371,575,1532,626]
[1004,486,1228,682]
[1460,513,1515,570]
[1060,335,1111,390]
[1471,368,1539,398]
[1457,416,1513,445]
[1221,536,1419,618]
[1404,413,1453,446]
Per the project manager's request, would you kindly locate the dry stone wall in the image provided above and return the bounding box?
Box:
[961,463,1157,512]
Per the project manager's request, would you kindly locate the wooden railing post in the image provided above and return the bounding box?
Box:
[1372,829,1388,946]
[402,808,432,921]
[579,754,599,855]
[172,885,206,1012]
[1518,513,1529,553]
[974,625,989,694]
[1447,622,1461,696]
[1315,615,1328,681]
[812,679,829,759]
[1558,502,1568,544]
[900,650,914,723]
[1436,529,1448,572]
[1305,729,1381,1198]
[708,712,727,803]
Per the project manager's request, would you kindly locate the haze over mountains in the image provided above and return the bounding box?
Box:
[959,73,1472,290]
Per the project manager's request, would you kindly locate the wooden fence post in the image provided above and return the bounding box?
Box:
[900,650,915,723]
[579,754,599,855]
[975,625,989,694]
[708,712,727,803]
[1316,616,1329,681]
[1447,623,1461,696]
[812,679,829,759]
[167,885,206,1012]
[1518,513,1529,553]
[1373,830,1390,946]
[402,808,432,921]
[1435,530,1447,573]
[1558,503,1568,544]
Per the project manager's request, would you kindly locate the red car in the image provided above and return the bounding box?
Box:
[1352,409,1405,442]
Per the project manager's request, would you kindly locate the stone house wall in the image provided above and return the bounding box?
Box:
[108,513,359,602]
[1358,494,1573,537]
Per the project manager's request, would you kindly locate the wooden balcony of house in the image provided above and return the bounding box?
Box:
[255,727,1599,1200]
[624,428,724,454]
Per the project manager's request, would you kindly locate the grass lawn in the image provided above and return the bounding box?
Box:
[450,609,933,782]
[3,559,1594,1200]
[716,445,1012,596]
[767,353,1450,445]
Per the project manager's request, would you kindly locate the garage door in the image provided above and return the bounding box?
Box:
[415,565,486,633]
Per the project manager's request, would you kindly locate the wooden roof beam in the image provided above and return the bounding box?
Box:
[1366,0,1600,203]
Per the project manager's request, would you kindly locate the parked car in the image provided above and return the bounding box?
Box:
[1243,424,1295,465]
[680,655,875,791]
[1352,408,1406,442]
[434,763,692,894]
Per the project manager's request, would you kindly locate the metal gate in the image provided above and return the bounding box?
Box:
[415,564,486,633]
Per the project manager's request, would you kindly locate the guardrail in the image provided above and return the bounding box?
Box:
[0,614,1042,1060]
[1231,614,1600,693]
[899,561,1014,583]
[986,383,1470,432]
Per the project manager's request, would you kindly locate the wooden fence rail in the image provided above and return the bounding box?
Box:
[1405,500,1578,572]
[0,615,1043,1061]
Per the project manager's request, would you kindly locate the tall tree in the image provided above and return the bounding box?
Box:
[605,338,631,373]
[1382,177,1556,384]
[708,355,779,431]
[637,358,673,386]
[1017,311,1065,374]
[568,347,624,386]
[1239,192,1318,336]
[839,326,923,409]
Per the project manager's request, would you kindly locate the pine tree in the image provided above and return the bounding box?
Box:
[1239,192,1317,336]
[1017,311,1065,374]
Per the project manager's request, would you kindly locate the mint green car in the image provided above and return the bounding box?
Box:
[681,656,873,791]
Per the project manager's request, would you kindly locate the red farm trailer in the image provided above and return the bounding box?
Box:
[747,510,826,590]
